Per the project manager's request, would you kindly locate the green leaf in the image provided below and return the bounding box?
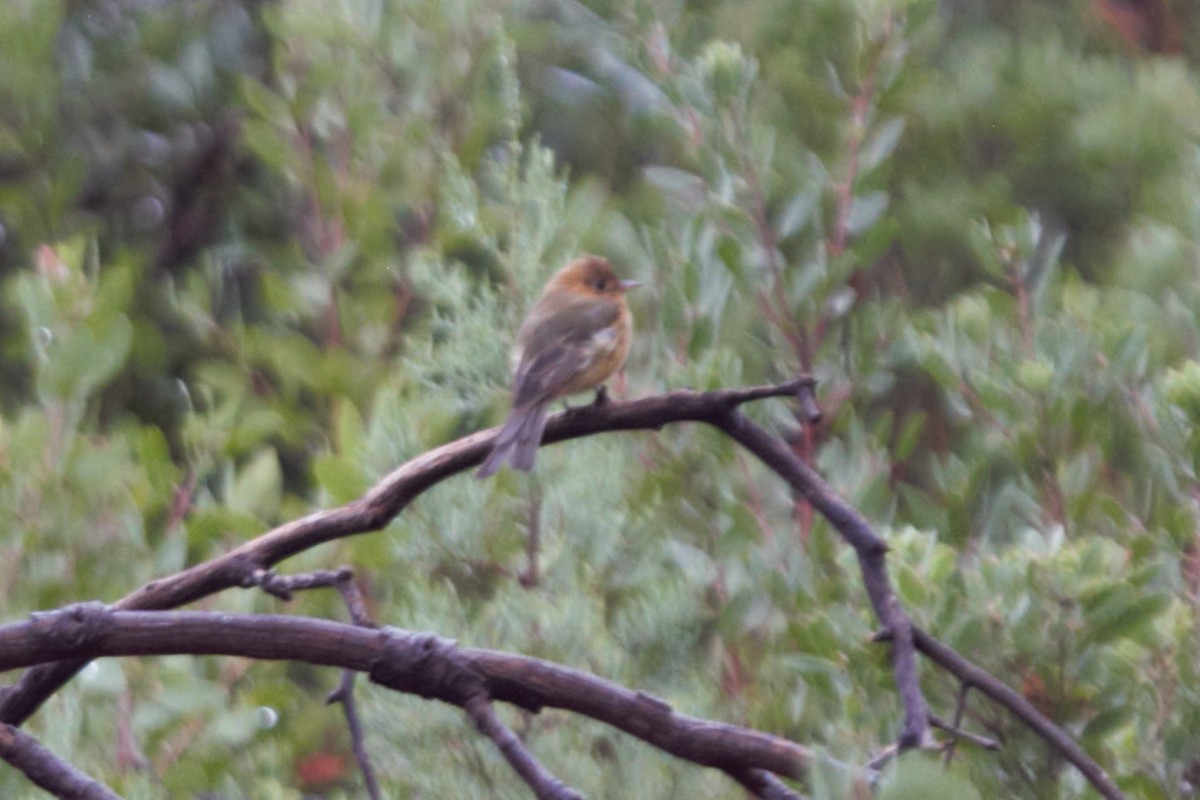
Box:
[38,314,133,402]
[239,78,294,129]
[642,165,706,206]
[665,540,716,584]
[851,214,899,266]
[774,185,820,241]
[334,398,366,456]
[879,755,982,800]
[1081,704,1133,743]
[228,448,283,521]
[847,191,888,236]
[715,233,744,281]
[859,117,905,175]
[211,707,266,747]
[186,507,265,549]
[313,453,369,505]
[1084,592,1171,645]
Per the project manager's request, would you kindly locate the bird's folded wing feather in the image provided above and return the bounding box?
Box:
[511,297,620,406]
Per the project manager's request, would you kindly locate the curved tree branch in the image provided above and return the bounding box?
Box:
[463,693,584,800]
[0,607,814,792]
[0,379,816,726]
[912,627,1123,800]
[0,722,119,800]
[711,409,929,748]
[0,378,1122,799]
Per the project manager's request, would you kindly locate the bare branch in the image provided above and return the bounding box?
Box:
[709,409,931,749]
[307,568,383,800]
[729,767,809,800]
[864,742,898,772]
[0,609,814,788]
[913,627,1123,800]
[463,693,583,800]
[327,671,382,800]
[941,683,972,766]
[0,378,1123,799]
[253,567,353,602]
[332,570,376,629]
[0,379,813,727]
[930,713,999,753]
[0,722,120,800]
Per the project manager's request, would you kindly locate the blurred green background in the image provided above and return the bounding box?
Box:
[2,0,1200,797]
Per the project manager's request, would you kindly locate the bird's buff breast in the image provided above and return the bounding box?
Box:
[555,321,630,396]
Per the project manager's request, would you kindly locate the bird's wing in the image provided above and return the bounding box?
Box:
[511,297,620,407]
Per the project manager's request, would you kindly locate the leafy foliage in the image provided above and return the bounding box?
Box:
[2,0,1200,797]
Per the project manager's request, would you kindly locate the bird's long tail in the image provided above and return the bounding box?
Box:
[476,402,548,478]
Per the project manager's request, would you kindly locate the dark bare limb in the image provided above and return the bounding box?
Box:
[327,670,383,800]
[463,693,583,800]
[0,379,814,726]
[0,378,1122,799]
[913,627,1123,800]
[0,722,120,800]
[707,409,930,749]
[0,608,813,789]
[729,768,808,800]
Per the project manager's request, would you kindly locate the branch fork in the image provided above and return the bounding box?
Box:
[0,378,1124,799]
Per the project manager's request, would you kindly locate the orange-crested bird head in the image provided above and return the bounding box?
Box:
[545,255,640,298]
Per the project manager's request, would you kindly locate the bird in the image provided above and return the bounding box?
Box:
[476,254,639,478]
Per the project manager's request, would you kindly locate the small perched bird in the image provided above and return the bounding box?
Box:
[477,255,638,478]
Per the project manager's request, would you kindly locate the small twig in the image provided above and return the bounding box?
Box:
[257,566,382,798]
[370,630,586,799]
[325,569,382,798]
[115,687,146,773]
[252,567,352,602]
[827,12,892,260]
[165,469,196,532]
[795,382,822,425]
[930,713,1000,752]
[0,722,120,800]
[942,683,972,765]
[326,671,382,800]
[727,92,809,371]
[464,693,584,800]
[332,571,375,629]
[864,742,898,772]
[735,450,777,549]
[913,627,1123,800]
[729,767,809,800]
[520,485,543,588]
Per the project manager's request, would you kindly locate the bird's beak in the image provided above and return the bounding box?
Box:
[621,279,642,291]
